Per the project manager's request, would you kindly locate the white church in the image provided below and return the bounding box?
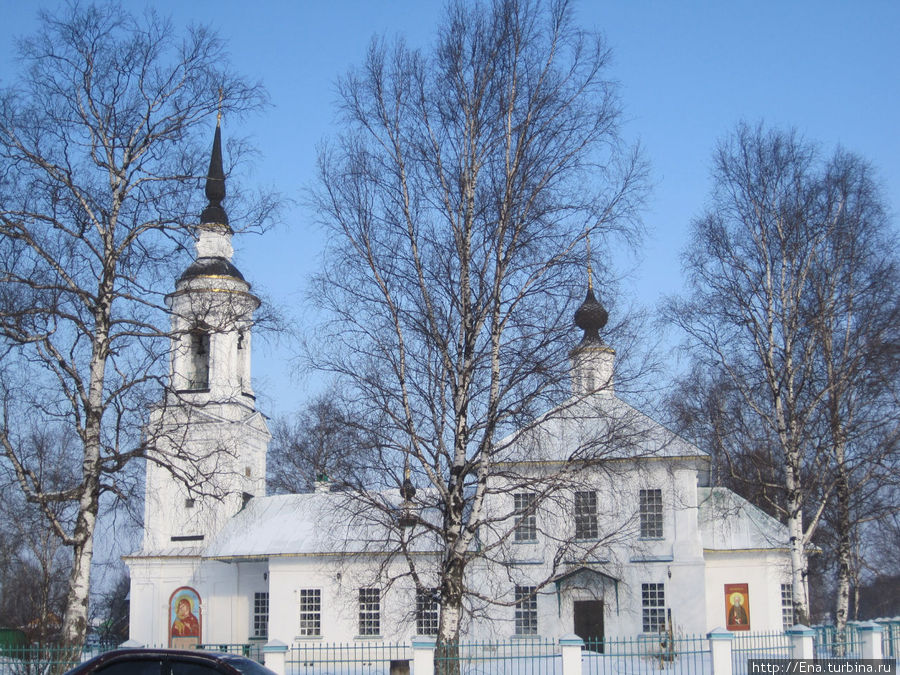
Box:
[126,124,795,649]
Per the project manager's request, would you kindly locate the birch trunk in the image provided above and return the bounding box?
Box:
[435,554,465,675]
[61,319,109,647]
[785,457,810,626]
[833,464,851,637]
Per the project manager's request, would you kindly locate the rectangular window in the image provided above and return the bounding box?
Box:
[416,588,439,636]
[298,588,321,637]
[514,586,538,635]
[358,588,380,636]
[574,491,598,540]
[514,492,537,541]
[781,584,794,629]
[253,592,269,639]
[639,489,663,539]
[641,583,666,633]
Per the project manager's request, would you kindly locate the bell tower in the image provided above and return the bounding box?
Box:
[142,118,270,552]
[570,260,615,397]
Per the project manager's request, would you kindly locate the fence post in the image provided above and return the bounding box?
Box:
[412,636,436,675]
[858,622,883,660]
[787,625,815,660]
[559,634,584,675]
[263,639,288,675]
[707,627,733,675]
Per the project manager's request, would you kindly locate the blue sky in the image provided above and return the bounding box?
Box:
[2,1,898,419]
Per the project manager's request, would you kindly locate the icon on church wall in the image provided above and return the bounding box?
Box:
[170,587,202,648]
[724,583,750,630]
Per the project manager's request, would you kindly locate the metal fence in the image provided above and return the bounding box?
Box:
[286,641,411,675]
[730,631,791,675]
[880,620,900,662]
[199,643,265,663]
[812,625,861,659]
[433,639,559,675]
[582,634,709,675]
[0,643,115,675]
[5,620,898,675]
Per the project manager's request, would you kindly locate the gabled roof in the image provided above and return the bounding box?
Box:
[203,490,441,560]
[203,493,360,558]
[698,487,791,551]
[497,393,707,465]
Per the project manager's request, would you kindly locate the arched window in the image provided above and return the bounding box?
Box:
[188,330,210,389]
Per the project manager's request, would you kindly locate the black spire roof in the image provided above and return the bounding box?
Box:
[200,118,229,228]
[178,117,246,285]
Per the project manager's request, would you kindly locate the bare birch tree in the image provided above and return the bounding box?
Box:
[666,122,900,626]
[804,151,900,631]
[0,4,268,647]
[311,0,646,655]
[267,390,373,494]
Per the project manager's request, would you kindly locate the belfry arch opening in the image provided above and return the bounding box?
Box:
[187,329,210,390]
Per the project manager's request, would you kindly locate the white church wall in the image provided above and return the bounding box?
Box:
[480,459,704,563]
[127,556,263,647]
[142,412,269,551]
[128,557,202,646]
[703,551,791,633]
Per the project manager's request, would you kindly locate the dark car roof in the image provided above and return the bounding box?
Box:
[65,649,276,675]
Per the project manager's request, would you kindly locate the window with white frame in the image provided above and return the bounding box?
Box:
[358,588,381,636]
[641,582,666,633]
[514,492,537,541]
[639,489,663,539]
[298,588,321,636]
[574,491,599,540]
[416,588,439,636]
[253,592,269,639]
[514,586,538,635]
[781,584,794,629]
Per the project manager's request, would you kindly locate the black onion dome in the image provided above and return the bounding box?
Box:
[574,287,608,343]
[400,477,416,501]
[178,256,245,283]
[200,121,230,228]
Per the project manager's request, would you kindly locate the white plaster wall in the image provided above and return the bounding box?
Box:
[129,545,788,647]
[143,410,269,551]
[267,555,428,645]
[126,556,263,647]
[703,551,792,632]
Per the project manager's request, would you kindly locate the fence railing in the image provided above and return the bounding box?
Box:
[730,631,792,675]
[0,643,115,675]
[199,643,265,663]
[433,639,558,675]
[880,620,900,661]
[811,625,862,659]
[286,641,411,675]
[582,634,710,675]
[3,620,896,675]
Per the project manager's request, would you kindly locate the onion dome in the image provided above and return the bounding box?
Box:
[400,477,416,502]
[574,286,608,344]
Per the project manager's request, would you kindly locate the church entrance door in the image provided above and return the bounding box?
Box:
[574,600,604,652]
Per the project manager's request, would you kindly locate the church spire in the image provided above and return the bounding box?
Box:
[200,104,229,229]
[184,113,241,270]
